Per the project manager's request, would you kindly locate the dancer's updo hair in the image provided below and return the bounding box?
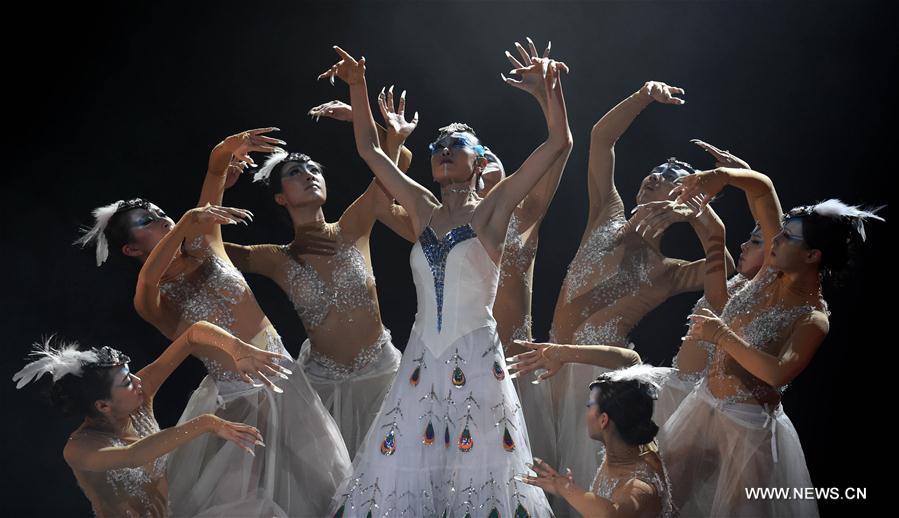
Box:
[784,199,884,286]
[589,369,662,446]
[13,339,131,418]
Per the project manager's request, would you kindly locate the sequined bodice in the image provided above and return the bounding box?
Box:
[710,268,827,402]
[499,212,538,290]
[673,274,749,383]
[554,217,660,345]
[410,224,499,358]
[562,217,632,304]
[159,237,249,334]
[418,224,479,333]
[282,244,377,329]
[75,406,167,518]
[591,456,673,518]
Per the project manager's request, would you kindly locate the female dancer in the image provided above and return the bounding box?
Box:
[223,106,414,459]
[647,140,765,425]
[12,321,287,518]
[320,45,570,516]
[660,165,883,516]
[520,366,674,518]
[76,130,352,516]
[548,83,732,506]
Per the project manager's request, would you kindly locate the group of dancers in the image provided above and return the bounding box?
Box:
[13,39,883,517]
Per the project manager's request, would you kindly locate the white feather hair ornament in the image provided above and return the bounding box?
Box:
[253,150,289,185]
[599,364,676,394]
[12,337,99,389]
[809,199,885,242]
[73,200,125,266]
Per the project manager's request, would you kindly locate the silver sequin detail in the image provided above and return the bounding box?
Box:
[509,315,533,342]
[159,236,248,334]
[563,218,627,304]
[87,407,166,518]
[572,316,631,348]
[308,328,391,381]
[712,268,827,402]
[591,456,674,518]
[282,244,377,329]
[673,275,749,384]
[499,213,538,289]
[201,328,289,383]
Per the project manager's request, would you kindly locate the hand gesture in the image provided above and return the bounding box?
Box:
[506,340,565,383]
[517,458,576,496]
[684,308,729,344]
[629,199,703,240]
[377,85,419,140]
[317,46,366,86]
[208,415,264,456]
[183,204,253,227]
[691,139,750,169]
[308,100,352,122]
[641,81,686,105]
[670,168,729,212]
[501,37,553,105]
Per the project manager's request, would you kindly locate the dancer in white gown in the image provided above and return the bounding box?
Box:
[318,45,571,517]
[76,129,351,516]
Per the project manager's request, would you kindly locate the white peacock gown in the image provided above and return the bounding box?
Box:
[331,224,553,517]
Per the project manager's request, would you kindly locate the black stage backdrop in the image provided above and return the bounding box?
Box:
[2,1,891,516]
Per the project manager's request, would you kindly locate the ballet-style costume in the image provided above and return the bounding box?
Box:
[549,213,707,516]
[590,452,674,518]
[70,404,169,518]
[332,222,552,517]
[161,237,351,517]
[658,268,825,517]
[283,242,402,460]
[653,274,749,426]
[499,212,557,468]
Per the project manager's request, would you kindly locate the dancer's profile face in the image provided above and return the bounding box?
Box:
[636,172,681,204]
[770,217,818,272]
[122,204,174,256]
[737,226,766,277]
[585,386,607,442]
[96,365,145,417]
[276,160,327,208]
[429,132,484,186]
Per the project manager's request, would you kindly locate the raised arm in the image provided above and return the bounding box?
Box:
[507,340,641,382]
[686,308,830,387]
[477,57,572,243]
[319,46,437,237]
[675,167,783,275]
[339,86,420,241]
[501,38,571,222]
[136,321,291,399]
[588,82,685,224]
[64,414,263,472]
[134,205,252,336]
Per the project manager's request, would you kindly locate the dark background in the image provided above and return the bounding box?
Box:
[2,1,890,515]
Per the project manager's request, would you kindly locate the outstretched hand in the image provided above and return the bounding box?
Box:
[641,81,686,105]
[501,36,554,106]
[318,46,366,86]
[506,340,565,383]
[308,100,352,122]
[691,139,751,169]
[377,85,419,139]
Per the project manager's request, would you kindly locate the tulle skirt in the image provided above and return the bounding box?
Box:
[658,383,819,518]
[652,373,697,428]
[331,325,553,517]
[167,327,352,518]
[298,328,401,460]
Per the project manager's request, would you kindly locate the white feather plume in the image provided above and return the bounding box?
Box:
[602,364,675,391]
[73,200,124,266]
[12,337,99,389]
[253,151,289,184]
[811,199,885,242]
